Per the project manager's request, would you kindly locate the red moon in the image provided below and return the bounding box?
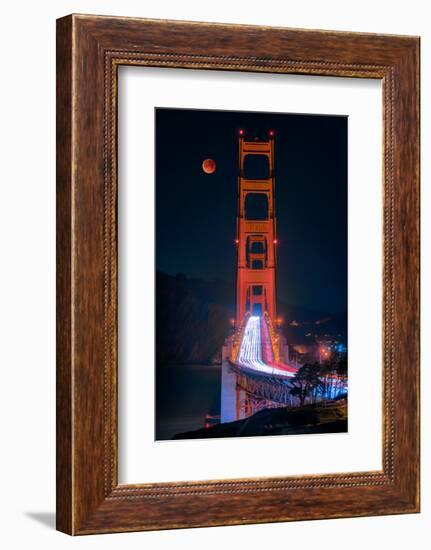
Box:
[202,158,216,174]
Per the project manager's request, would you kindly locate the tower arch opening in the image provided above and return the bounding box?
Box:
[244,193,269,220]
[243,154,270,179]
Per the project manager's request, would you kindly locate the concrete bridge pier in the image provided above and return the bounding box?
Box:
[220,358,238,424]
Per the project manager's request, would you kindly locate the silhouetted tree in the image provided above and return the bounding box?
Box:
[334,357,348,396]
[289,363,323,406]
[317,357,348,399]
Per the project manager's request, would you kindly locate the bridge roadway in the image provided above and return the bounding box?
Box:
[235,315,296,378]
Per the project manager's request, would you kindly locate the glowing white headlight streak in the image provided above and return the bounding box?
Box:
[236,316,294,377]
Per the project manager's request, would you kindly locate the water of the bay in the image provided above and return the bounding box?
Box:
[156,364,222,440]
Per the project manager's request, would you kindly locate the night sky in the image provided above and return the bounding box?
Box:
[155,108,347,315]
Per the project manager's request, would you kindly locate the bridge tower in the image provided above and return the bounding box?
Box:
[235,131,277,325]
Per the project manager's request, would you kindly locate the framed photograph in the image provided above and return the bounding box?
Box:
[56,14,420,534]
[153,106,348,443]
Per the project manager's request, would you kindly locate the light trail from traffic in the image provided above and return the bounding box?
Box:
[236,316,295,377]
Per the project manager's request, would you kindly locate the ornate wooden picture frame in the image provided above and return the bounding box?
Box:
[56,14,420,535]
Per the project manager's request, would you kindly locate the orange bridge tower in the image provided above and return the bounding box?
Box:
[235,130,277,325]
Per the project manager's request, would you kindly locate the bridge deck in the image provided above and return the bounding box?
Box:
[235,316,296,378]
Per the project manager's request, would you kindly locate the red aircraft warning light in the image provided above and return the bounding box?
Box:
[238,129,244,136]
[269,130,275,137]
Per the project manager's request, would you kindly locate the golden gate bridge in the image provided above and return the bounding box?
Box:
[219,130,344,423]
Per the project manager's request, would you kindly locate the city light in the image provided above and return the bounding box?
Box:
[319,346,331,361]
[273,239,278,244]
